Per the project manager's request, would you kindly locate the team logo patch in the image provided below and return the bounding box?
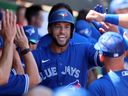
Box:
[65,80,81,89]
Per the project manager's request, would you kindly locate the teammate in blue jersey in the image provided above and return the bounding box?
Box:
[24,25,40,50]
[88,32,128,96]
[75,9,101,40]
[0,10,41,96]
[37,3,96,50]
[32,3,101,89]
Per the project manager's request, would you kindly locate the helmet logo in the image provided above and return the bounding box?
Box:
[58,12,68,17]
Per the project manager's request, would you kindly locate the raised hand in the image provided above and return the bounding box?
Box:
[15,25,29,51]
[1,10,17,42]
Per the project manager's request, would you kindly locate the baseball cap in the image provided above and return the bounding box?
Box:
[75,20,92,37]
[95,32,125,58]
[110,0,128,13]
[23,25,39,44]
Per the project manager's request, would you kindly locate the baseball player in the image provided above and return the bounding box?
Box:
[23,25,39,50]
[75,9,101,40]
[32,3,101,89]
[37,3,96,50]
[0,10,41,96]
[88,32,128,96]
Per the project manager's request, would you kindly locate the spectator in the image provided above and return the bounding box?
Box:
[16,5,27,26]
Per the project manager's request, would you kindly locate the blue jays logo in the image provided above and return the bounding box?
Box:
[65,80,81,89]
[25,28,35,36]
[58,12,68,17]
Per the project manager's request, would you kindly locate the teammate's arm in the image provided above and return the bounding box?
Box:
[12,46,25,75]
[86,10,128,28]
[0,10,17,85]
[15,25,41,88]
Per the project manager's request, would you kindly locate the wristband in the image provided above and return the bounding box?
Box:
[20,48,30,56]
[104,14,119,25]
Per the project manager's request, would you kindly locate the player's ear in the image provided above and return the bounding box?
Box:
[99,54,105,63]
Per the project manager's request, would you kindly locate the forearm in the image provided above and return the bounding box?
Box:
[118,14,128,28]
[12,62,24,75]
[13,48,24,74]
[0,41,13,85]
[23,50,41,88]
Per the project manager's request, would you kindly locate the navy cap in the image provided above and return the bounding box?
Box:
[110,0,128,13]
[75,20,92,37]
[95,32,125,57]
[23,26,39,44]
[49,9,74,25]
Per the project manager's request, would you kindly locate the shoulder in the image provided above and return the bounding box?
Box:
[71,32,91,44]
[88,75,113,92]
[37,34,52,48]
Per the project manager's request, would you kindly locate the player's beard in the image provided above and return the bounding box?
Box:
[51,33,70,47]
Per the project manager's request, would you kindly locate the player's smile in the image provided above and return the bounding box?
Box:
[57,34,67,43]
[52,22,71,47]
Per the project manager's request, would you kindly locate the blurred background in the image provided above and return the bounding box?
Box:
[0,0,111,37]
[0,0,111,14]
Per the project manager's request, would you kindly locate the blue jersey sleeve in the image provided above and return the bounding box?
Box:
[37,34,52,49]
[32,49,42,70]
[0,73,29,96]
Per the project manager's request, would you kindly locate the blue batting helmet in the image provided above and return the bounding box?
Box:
[49,9,74,24]
[95,32,125,58]
[48,9,74,38]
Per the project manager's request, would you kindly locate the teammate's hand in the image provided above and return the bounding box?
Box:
[1,9,17,42]
[98,22,118,33]
[15,25,29,51]
[86,10,105,22]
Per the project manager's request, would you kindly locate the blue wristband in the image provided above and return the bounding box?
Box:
[104,14,119,25]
